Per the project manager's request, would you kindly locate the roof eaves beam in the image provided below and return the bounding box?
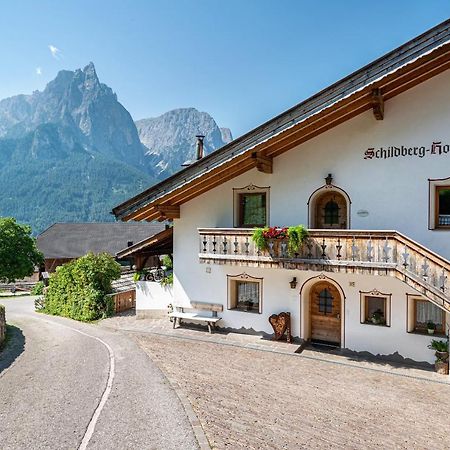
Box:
[156,204,180,221]
[371,88,384,120]
[251,152,273,173]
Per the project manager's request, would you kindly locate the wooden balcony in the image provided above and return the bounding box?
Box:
[198,228,450,312]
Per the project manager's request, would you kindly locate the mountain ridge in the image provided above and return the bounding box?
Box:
[0,63,232,233]
[136,107,232,178]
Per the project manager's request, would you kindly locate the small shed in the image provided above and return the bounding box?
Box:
[116,227,173,270]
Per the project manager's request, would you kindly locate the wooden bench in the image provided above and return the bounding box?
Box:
[169,301,223,333]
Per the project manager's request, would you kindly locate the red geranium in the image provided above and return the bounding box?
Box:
[262,226,288,240]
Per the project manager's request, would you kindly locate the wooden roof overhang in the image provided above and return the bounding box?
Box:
[116,227,173,259]
[112,20,450,223]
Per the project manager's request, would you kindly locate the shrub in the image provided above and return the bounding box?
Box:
[160,272,173,287]
[161,254,173,270]
[43,253,121,321]
[31,281,44,296]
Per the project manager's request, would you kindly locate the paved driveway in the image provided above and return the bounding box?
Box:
[0,297,198,450]
[131,330,450,450]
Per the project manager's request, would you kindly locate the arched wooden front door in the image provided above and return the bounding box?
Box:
[314,191,347,229]
[310,281,341,345]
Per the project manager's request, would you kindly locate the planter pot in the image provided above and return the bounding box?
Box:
[428,329,435,335]
[265,239,284,257]
[435,351,449,362]
[435,360,449,375]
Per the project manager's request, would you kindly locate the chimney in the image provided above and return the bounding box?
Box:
[196,135,205,160]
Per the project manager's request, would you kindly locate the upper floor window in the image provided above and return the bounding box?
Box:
[233,184,270,228]
[324,200,340,225]
[429,177,450,229]
[239,193,266,227]
[308,181,351,230]
[437,187,450,227]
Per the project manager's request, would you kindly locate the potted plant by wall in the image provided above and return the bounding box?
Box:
[428,339,449,374]
[371,309,384,325]
[427,321,436,335]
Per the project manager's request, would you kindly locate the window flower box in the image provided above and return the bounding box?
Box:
[252,225,308,257]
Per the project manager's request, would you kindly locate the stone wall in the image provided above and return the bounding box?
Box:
[0,305,5,346]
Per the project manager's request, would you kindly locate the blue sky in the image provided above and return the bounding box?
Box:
[1,1,450,137]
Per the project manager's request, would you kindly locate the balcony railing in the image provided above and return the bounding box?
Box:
[198,228,450,311]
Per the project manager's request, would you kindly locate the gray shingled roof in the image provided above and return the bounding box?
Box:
[112,18,450,220]
[37,222,166,259]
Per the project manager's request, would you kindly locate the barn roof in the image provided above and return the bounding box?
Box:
[37,222,166,259]
[112,18,450,222]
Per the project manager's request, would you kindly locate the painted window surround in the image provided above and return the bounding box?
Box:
[359,290,392,327]
[227,273,263,314]
[406,294,446,336]
[428,176,450,230]
[233,184,270,228]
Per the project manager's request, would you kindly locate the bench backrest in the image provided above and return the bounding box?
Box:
[190,301,223,312]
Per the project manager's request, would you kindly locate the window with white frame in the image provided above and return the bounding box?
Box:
[227,274,262,313]
[360,290,391,327]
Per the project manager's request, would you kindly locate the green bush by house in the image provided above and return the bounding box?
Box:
[43,253,121,321]
[31,281,44,296]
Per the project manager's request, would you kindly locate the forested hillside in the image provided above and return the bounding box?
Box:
[0,63,231,233]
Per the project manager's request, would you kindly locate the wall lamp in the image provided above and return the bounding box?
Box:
[289,277,297,289]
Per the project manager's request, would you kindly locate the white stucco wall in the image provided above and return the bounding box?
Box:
[136,281,173,311]
[173,69,450,364]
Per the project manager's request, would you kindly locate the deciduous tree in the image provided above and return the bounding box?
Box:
[0,217,43,283]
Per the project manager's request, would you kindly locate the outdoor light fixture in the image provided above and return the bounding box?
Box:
[289,277,297,289]
[325,173,333,185]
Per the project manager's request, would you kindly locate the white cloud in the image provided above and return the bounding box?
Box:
[48,44,61,59]
[36,67,42,75]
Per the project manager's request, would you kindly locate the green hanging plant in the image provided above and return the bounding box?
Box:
[287,225,309,256]
[251,227,269,251]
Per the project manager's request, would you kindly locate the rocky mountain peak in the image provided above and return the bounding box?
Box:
[0,63,233,232]
[136,107,232,178]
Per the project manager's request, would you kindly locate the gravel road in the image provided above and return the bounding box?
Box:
[0,297,198,450]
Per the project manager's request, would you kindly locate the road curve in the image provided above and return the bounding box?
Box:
[0,297,198,450]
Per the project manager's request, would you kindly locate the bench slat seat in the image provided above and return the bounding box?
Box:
[169,312,221,323]
[169,303,223,333]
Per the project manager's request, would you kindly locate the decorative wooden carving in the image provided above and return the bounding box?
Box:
[269,312,292,343]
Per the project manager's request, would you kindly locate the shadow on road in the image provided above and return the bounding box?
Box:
[0,325,25,375]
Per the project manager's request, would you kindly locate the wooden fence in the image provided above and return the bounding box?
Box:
[112,290,136,313]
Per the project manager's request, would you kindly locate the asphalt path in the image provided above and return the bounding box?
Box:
[0,297,198,450]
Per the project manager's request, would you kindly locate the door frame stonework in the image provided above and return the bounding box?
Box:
[299,275,346,347]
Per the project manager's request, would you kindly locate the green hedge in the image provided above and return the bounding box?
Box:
[43,253,121,321]
[31,281,44,296]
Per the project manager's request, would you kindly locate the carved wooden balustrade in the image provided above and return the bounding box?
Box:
[198,228,450,312]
